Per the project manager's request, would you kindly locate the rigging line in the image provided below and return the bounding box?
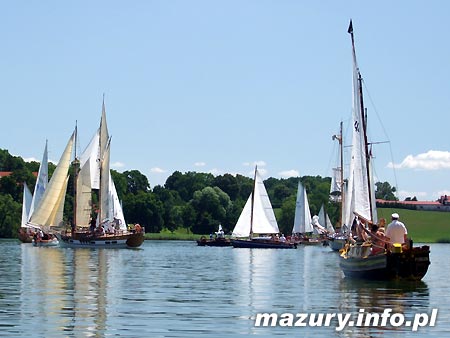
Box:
[361,78,400,200]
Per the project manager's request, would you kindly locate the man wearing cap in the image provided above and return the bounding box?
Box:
[385,213,408,245]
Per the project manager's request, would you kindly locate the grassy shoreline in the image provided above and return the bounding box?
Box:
[145,208,450,243]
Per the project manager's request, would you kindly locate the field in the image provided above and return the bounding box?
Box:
[144,208,450,243]
[377,208,450,243]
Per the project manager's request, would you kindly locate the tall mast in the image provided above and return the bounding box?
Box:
[249,165,257,239]
[333,121,345,227]
[348,20,374,220]
[72,122,79,233]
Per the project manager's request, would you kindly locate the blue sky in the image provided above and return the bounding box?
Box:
[1,1,449,201]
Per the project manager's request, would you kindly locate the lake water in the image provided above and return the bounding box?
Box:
[0,239,448,337]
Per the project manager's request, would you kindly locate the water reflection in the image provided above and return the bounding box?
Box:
[0,240,447,337]
[338,276,430,337]
[19,245,110,337]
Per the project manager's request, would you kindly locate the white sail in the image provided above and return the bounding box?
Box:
[346,22,377,224]
[47,175,69,228]
[29,131,75,227]
[292,181,312,234]
[21,182,33,228]
[29,141,49,219]
[318,204,335,234]
[108,174,127,231]
[99,138,111,223]
[76,160,93,227]
[329,167,342,202]
[80,129,101,189]
[232,168,279,237]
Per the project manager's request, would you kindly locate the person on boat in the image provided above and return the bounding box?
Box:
[280,234,286,242]
[378,218,386,233]
[89,217,96,234]
[134,223,143,233]
[385,213,408,246]
[369,223,389,255]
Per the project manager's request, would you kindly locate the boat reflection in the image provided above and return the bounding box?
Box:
[20,245,110,336]
[338,277,430,337]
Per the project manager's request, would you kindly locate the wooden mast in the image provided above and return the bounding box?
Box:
[72,121,79,235]
[249,165,257,239]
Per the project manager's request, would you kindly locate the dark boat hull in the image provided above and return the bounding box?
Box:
[197,238,232,247]
[18,230,33,243]
[231,239,297,249]
[57,231,144,248]
[328,237,346,251]
[339,245,430,281]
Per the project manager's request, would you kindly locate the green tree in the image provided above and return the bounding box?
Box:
[213,174,239,200]
[278,195,296,235]
[123,191,164,232]
[124,170,150,194]
[190,186,231,234]
[375,181,398,201]
[0,194,21,238]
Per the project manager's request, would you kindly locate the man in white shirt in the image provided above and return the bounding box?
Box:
[385,213,408,244]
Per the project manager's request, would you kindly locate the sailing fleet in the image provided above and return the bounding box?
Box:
[18,21,430,280]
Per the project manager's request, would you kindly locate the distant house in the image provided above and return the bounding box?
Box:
[0,171,13,178]
[377,198,450,212]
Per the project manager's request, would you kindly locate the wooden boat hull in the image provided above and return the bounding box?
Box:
[328,237,346,251]
[57,231,144,248]
[197,238,231,247]
[339,245,430,281]
[297,239,327,246]
[18,229,33,243]
[231,239,297,249]
[32,238,59,247]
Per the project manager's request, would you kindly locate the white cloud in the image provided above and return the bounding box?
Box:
[23,157,39,162]
[208,168,223,176]
[388,150,450,170]
[243,160,267,167]
[111,161,125,168]
[194,162,206,167]
[150,167,167,174]
[278,169,299,178]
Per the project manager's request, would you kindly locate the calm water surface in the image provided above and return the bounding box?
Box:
[0,240,448,337]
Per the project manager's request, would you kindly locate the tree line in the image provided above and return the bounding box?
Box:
[0,148,398,238]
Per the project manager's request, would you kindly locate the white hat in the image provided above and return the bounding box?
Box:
[391,213,399,219]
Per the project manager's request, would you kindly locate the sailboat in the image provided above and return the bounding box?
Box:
[26,134,76,247]
[18,182,34,243]
[197,224,231,247]
[318,205,334,234]
[18,141,50,243]
[327,122,350,251]
[339,21,430,280]
[292,181,323,245]
[231,166,296,249]
[57,100,144,248]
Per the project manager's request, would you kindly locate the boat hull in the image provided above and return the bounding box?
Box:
[231,239,297,249]
[328,237,346,251]
[32,238,59,247]
[18,229,33,243]
[57,231,144,248]
[197,238,231,247]
[339,245,430,281]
